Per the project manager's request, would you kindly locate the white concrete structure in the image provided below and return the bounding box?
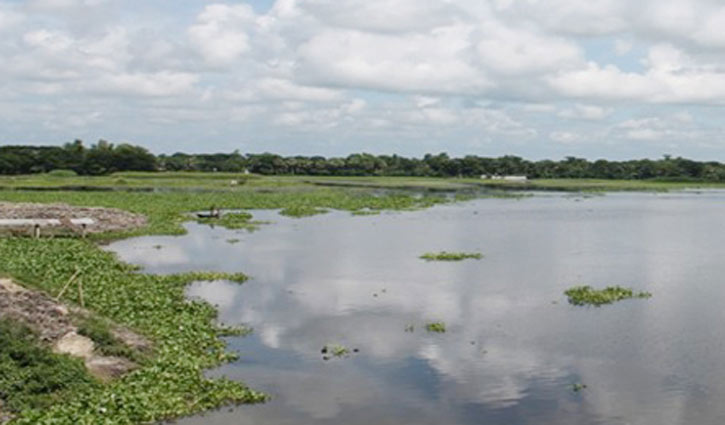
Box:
[480,175,528,182]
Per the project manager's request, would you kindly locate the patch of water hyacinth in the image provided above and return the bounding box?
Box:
[564,285,652,307]
[420,251,483,261]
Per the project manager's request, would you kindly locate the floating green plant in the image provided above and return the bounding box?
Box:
[425,322,447,333]
[564,285,652,307]
[351,209,381,216]
[279,206,328,218]
[321,344,350,359]
[420,251,483,261]
[572,383,587,392]
[198,212,263,231]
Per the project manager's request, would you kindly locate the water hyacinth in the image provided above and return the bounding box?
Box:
[420,251,483,261]
[564,285,652,307]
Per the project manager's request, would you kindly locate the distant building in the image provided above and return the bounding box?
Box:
[481,175,528,182]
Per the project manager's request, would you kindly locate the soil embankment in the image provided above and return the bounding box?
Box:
[0,202,147,235]
[0,278,150,380]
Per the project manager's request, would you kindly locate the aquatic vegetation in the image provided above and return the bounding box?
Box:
[425,322,447,333]
[420,251,483,261]
[197,212,263,231]
[0,185,450,237]
[571,383,587,392]
[321,344,350,360]
[0,238,266,424]
[564,285,652,307]
[226,238,241,244]
[279,206,328,218]
[350,209,381,216]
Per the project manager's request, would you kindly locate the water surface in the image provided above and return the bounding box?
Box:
[108,192,725,425]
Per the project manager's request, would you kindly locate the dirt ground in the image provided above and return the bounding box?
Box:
[0,202,147,235]
[0,278,150,381]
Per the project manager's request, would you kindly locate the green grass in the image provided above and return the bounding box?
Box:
[420,251,483,261]
[0,319,98,413]
[425,322,447,333]
[564,285,652,307]
[4,173,725,194]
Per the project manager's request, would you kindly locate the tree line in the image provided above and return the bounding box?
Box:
[3,140,725,181]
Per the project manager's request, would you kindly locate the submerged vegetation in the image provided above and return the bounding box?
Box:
[564,285,652,307]
[420,251,483,261]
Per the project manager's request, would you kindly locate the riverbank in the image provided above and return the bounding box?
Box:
[4,173,725,193]
[0,183,457,424]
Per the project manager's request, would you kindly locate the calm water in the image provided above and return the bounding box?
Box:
[108,192,725,425]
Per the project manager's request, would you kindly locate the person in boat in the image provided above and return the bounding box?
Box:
[197,206,221,219]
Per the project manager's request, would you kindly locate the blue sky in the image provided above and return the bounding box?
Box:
[1,0,725,160]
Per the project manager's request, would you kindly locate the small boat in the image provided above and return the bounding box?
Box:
[197,207,220,219]
[196,212,219,219]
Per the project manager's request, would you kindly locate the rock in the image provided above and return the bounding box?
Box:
[112,326,152,353]
[85,356,137,381]
[0,279,25,293]
[53,332,95,359]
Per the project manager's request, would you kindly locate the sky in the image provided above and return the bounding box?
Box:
[2,0,725,159]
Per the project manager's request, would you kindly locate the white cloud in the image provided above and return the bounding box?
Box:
[298,0,461,33]
[550,131,581,144]
[550,44,725,104]
[4,0,725,157]
[296,26,492,94]
[476,24,583,75]
[254,78,343,102]
[558,104,612,120]
[97,71,199,97]
[188,4,256,66]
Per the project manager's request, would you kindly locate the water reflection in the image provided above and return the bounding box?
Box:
[108,193,725,425]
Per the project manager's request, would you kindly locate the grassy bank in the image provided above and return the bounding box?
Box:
[5,173,725,193]
[464,178,725,192]
[0,187,450,238]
